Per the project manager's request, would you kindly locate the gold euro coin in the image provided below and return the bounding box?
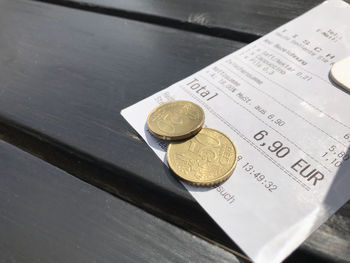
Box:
[167,128,237,186]
[147,100,204,140]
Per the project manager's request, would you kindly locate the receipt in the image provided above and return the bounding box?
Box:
[121,1,350,262]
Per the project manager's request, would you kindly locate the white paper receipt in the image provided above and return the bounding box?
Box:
[121,1,350,262]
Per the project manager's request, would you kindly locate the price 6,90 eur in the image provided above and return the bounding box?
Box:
[254,130,290,158]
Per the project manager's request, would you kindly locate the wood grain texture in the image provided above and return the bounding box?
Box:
[0,139,243,263]
[31,0,350,41]
[0,0,247,257]
[0,0,348,262]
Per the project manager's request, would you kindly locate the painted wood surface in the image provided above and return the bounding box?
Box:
[0,139,243,263]
[33,0,350,41]
[0,0,348,261]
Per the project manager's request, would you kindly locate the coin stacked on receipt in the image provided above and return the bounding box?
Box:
[147,100,237,187]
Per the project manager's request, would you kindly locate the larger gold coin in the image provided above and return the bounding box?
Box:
[147,100,205,140]
[167,128,237,186]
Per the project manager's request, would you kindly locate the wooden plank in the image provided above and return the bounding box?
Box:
[0,0,247,256]
[0,0,348,261]
[0,139,244,263]
[32,0,350,41]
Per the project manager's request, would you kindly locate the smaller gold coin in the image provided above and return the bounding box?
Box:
[147,100,205,140]
[167,128,237,186]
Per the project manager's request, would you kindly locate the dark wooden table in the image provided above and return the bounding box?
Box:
[0,0,349,262]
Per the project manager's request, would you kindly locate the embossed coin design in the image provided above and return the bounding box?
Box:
[147,101,205,140]
[167,128,237,186]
